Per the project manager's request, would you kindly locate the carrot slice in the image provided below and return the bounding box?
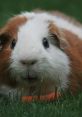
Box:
[22,92,61,102]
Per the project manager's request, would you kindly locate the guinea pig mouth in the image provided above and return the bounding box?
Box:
[23,75,38,82]
[27,77,38,82]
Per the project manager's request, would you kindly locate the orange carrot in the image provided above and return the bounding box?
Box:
[22,92,61,102]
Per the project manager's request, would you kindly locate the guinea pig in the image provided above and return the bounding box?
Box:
[0,11,82,98]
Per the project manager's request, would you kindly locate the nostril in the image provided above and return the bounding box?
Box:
[20,59,37,66]
[21,60,26,65]
[31,60,37,65]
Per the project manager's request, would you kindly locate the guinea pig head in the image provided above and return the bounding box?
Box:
[9,14,70,92]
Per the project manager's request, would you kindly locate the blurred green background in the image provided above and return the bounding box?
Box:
[0,0,82,27]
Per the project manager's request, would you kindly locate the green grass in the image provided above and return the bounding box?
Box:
[0,0,82,117]
[0,93,82,117]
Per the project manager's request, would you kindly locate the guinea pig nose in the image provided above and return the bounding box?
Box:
[20,59,37,66]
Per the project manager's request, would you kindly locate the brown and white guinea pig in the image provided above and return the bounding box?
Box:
[0,11,82,98]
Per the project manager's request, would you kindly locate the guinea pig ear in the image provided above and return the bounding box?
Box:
[49,23,69,51]
[0,33,10,51]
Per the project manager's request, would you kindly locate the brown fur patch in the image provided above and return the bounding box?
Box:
[63,29,82,94]
[0,16,27,87]
[0,16,27,39]
[49,23,68,49]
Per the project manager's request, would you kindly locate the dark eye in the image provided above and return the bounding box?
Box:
[42,38,49,49]
[11,39,16,49]
[0,34,10,51]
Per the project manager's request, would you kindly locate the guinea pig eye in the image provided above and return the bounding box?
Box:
[42,38,49,49]
[0,34,10,51]
[11,39,16,49]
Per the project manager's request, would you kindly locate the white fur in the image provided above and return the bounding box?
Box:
[19,12,35,19]
[53,16,82,39]
[21,12,82,38]
[10,12,70,93]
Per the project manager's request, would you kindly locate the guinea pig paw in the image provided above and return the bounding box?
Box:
[8,89,22,101]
